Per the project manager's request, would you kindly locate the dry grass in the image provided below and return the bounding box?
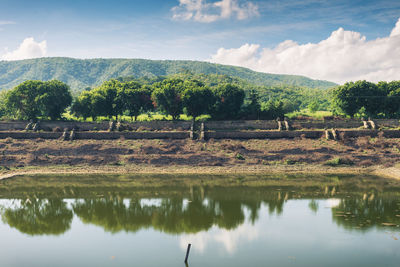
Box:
[1,137,400,178]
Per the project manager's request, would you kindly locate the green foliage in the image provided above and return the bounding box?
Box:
[0,58,337,92]
[151,78,185,120]
[5,80,72,120]
[308,100,320,113]
[235,153,245,160]
[37,80,73,120]
[259,100,285,120]
[181,81,215,120]
[324,157,354,167]
[123,83,153,121]
[240,90,261,119]
[212,84,245,120]
[332,80,400,118]
[380,81,400,117]
[0,91,7,119]
[71,90,93,120]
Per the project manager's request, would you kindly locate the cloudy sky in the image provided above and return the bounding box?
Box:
[0,0,400,83]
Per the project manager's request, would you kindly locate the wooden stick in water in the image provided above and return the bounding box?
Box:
[184,243,191,263]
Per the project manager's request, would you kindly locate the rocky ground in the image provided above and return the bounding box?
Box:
[0,135,399,171]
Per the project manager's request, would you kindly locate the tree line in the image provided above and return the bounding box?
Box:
[1,77,400,121]
[0,78,291,121]
[332,80,400,118]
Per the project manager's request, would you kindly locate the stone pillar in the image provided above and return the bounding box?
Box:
[325,129,330,140]
[69,129,75,141]
[189,122,194,140]
[362,120,369,129]
[61,129,69,141]
[200,122,205,140]
[25,122,33,131]
[284,118,290,131]
[368,119,376,129]
[108,121,115,132]
[116,121,121,131]
[32,122,40,132]
[331,129,337,140]
[277,121,282,131]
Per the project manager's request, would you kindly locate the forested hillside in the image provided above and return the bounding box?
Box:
[0,57,336,92]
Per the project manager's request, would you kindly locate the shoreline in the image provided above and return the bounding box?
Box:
[0,163,396,181]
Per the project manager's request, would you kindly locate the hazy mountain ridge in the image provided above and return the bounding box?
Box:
[0,57,337,91]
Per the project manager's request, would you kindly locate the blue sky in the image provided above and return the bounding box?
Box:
[1,0,400,82]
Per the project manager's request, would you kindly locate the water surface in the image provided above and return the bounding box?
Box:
[0,174,399,267]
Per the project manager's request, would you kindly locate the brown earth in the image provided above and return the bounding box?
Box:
[0,135,400,179]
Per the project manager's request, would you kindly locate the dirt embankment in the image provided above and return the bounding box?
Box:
[1,135,400,179]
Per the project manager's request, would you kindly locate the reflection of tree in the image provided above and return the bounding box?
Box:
[73,198,153,233]
[71,190,292,234]
[152,196,215,233]
[0,189,310,235]
[265,192,286,215]
[332,196,400,231]
[1,199,73,235]
[73,196,245,234]
[308,199,319,213]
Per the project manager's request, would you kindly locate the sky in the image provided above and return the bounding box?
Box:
[0,0,400,83]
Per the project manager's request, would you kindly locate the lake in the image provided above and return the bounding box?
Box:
[0,174,399,267]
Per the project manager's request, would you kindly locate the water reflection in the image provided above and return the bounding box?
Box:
[332,194,400,231]
[1,189,399,237]
[2,199,72,236]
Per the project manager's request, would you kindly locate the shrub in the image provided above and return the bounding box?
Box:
[235,153,245,160]
[324,157,354,166]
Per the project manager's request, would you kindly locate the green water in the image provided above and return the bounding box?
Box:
[0,175,399,266]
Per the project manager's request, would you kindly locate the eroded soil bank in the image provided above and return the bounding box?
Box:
[1,136,400,179]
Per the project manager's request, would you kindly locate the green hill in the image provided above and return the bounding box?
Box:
[0,57,336,91]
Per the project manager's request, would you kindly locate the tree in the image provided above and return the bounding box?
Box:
[0,91,7,119]
[380,81,400,117]
[90,90,109,118]
[308,100,320,113]
[211,84,245,120]
[5,80,43,120]
[36,80,72,120]
[71,90,93,120]
[152,78,185,120]
[259,100,285,120]
[181,81,214,121]
[332,80,385,117]
[5,80,72,120]
[123,82,153,121]
[240,89,261,119]
[96,80,123,120]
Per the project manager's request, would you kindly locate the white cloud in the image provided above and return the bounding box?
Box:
[210,18,400,84]
[1,37,47,61]
[0,20,15,31]
[172,0,259,23]
[0,20,15,26]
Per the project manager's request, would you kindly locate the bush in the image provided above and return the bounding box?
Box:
[235,153,245,160]
[324,157,354,166]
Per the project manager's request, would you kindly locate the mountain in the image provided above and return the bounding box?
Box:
[0,57,337,92]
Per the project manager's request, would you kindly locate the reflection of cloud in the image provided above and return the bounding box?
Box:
[179,222,259,254]
[140,198,162,207]
[325,199,340,208]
